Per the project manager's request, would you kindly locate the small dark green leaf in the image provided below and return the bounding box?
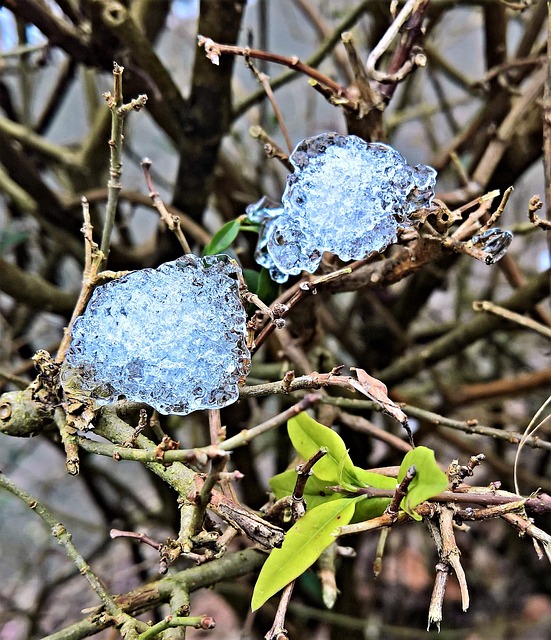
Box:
[243,268,260,294]
[0,229,30,255]
[251,497,359,611]
[202,219,241,256]
[397,446,448,520]
[256,267,279,305]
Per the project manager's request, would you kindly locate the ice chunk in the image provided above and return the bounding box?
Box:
[61,255,250,416]
[471,228,513,265]
[248,133,437,281]
[246,197,289,283]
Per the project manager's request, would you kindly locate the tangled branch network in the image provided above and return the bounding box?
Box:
[60,134,514,417]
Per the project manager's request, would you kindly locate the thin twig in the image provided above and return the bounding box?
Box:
[198,36,357,108]
[245,58,293,153]
[100,63,147,269]
[472,300,551,340]
[385,465,416,517]
[265,581,294,640]
[220,394,322,450]
[366,0,427,84]
[141,158,191,254]
[0,472,141,632]
[249,125,293,170]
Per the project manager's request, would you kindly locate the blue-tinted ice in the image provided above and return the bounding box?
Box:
[248,133,437,282]
[61,255,250,415]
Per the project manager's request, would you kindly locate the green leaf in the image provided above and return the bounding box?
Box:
[288,413,357,485]
[397,446,448,520]
[0,229,30,255]
[352,465,397,490]
[243,268,260,295]
[269,469,340,510]
[256,267,279,305]
[352,496,391,523]
[251,497,359,611]
[202,219,241,256]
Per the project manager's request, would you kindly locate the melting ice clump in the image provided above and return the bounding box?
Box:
[248,133,437,282]
[61,255,250,415]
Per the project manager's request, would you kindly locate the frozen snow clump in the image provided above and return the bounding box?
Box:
[248,132,437,282]
[61,255,250,415]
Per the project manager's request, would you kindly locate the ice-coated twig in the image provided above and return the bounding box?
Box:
[249,134,437,283]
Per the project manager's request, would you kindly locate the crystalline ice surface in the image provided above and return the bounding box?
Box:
[61,254,250,415]
[248,133,437,281]
[471,227,513,265]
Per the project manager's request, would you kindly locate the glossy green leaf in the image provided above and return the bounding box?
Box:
[202,218,241,256]
[288,413,357,485]
[269,469,340,510]
[397,446,448,520]
[251,497,359,611]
